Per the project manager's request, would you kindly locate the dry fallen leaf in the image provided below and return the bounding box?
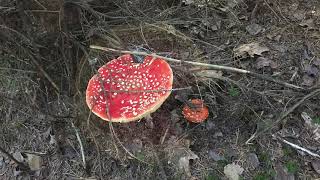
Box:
[165,136,199,178]
[223,163,244,180]
[26,153,42,171]
[234,42,270,58]
[301,112,320,141]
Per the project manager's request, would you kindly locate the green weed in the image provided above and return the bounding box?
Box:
[312,117,320,125]
[228,86,240,97]
[285,161,298,173]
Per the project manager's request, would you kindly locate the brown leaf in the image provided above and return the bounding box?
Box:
[234,42,269,58]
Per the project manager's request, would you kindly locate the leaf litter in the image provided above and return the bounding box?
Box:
[234,42,270,58]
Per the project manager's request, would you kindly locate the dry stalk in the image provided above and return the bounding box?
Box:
[71,122,87,170]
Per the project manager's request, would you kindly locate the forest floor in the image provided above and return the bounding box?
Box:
[1,0,320,179]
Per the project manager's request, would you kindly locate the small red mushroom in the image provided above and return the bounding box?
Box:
[86,54,173,123]
[182,99,209,123]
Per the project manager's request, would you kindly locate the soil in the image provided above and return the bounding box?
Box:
[1,0,320,179]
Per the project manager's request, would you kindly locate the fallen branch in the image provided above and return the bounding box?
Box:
[89,45,304,91]
[273,134,320,158]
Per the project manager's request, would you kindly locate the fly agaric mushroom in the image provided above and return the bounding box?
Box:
[86,54,173,122]
[182,99,209,123]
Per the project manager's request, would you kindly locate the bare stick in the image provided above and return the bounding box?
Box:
[89,45,304,91]
[71,122,87,169]
[273,134,320,158]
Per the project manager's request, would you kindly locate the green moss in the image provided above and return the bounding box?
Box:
[283,146,295,157]
[205,173,220,180]
[228,86,240,97]
[217,159,229,168]
[135,152,146,161]
[253,171,275,180]
[285,161,298,174]
[312,117,320,125]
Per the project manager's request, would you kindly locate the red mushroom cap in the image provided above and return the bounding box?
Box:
[86,54,173,123]
[182,99,209,123]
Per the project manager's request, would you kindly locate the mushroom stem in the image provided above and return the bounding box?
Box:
[90,45,304,91]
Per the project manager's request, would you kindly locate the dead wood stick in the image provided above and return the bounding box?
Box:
[89,45,304,91]
[273,134,320,158]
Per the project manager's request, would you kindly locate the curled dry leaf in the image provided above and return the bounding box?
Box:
[223,163,244,180]
[234,42,270,58]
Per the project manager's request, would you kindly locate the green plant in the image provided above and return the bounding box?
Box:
[217,159,228,168]
[285,161,298,173]
[205,173,219,180]
[253,172,273,180]
[135,152,146,161]
[283,146,294,157]
[312,117,320,125]
[228,86,240,97]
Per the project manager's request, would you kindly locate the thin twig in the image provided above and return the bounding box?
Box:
[273,134,320,158]
[109,123,152,166]
[89,45,304,91]
[71,122,87,170]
